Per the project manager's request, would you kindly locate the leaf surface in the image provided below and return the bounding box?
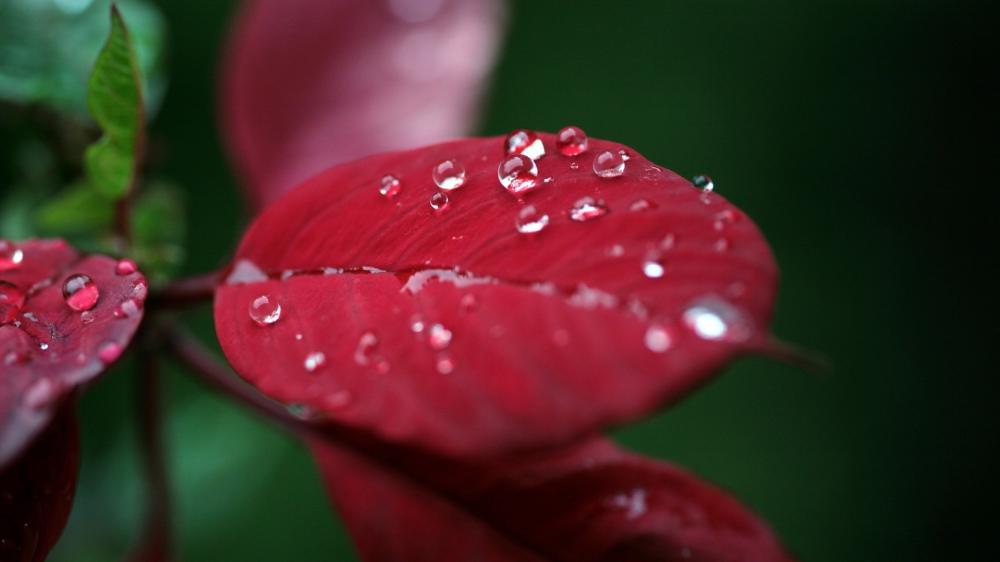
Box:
[220,0,504,209]
[214,134,778,457]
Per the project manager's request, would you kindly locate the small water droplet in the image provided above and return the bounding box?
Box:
[432,159,466,190]
[460,293,478,313]
[504,129,546,160]
[379,174,402,198]
[0,240,24,272]
[429,191,450,212]
[498,154,540,195]
[3,350,25,366]
[515,205,550,234]
[435,354,455,374]
[354,331,380,366]
[323,391,353,410]
[304,351,326,372]
[609,488,647,519]
[593,150,625,178]
[682,296,751,342]
[629,198,656,212]
[428,323,452,350]
[619,149,632,161]
[556,126,588,156]
[605,244,625,257]
[115,259,138,275]
[644,324,673,353]
[39,342,49,351]
[570,161,580,170]
[80,311,96,325]
[642,259,665,278]
[97,341,123,364]
[114,299,141,319]
[249,294,282,326]
[569,197,609,222]
[132,281,148,302]
[713,238,730,252]
[659,234,676,251]
[295,333,304,341]
[62,274,99,312]
[410,317,426,333]
[692,174,714,193]
[0,281,26,325]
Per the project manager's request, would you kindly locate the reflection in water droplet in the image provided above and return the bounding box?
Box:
[304,351,326,372]
[39,342,49,351]
[692,174,714,193]
[556,126,588,156]
[429,192,450,212]
[644,324,673,353]
[0,240,24,272]
[504,129,546,160]
[642,259,665,279]
[379,174,402,198]
[593,150,625,178]
[682,296,751,342]
[428,323,452,350]
[249,295,281,326]
[515,205,550,234]
[62,274,99,312]
[0,281,26,325]
[498,154,539,195]
[432,159,466,190]
[98,341,123,364]
[115,259,138,275]
[569,197,609,222]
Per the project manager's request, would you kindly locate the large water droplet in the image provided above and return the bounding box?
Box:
[593,150,625,178]
[644,324,673,353]
[556,126,588,156]
[642,258,665,278]
[682,296,751,342]
[115,259,138,276]
[504,129,546,160]
[428,323,452,350]
[498,154,539,195]
[569,197,609,222]
[515,205,550,234]
[0,240,24,272]
[0,281,26,325]
[249,294,281,326]
[692,174,714,193]
[304,351,326,372]
[429,191,450,212]
[432,159,466,190]
[379,174,402,198]
[62,274,99,312]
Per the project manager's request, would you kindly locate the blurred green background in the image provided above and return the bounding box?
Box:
[2,0,994,560]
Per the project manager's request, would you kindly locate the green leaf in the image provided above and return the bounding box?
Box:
[84,4,145,200]
[131,181,186,284]
[35,182,114,234]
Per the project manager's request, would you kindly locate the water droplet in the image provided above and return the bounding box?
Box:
[39,342,49,351]
[713,238,730,252]
[80,311,96,325]
[249,294,281,326]
[593,150,625,178]
[460,293,479,313]
[504,129,546,160]
[432,159,466,190]
[114,299,141,319]
[435,354,455,374]
[642,259,665,278]
[97,341,123,364]
[609,488,647,519]
[569,197,609,222]
[629,198,656,212]
[304,351,326,372]
[605,244,625,257]
[410,317,426,333]
[0,281,26,325]
[428,323,452,350]
[659,234,676,251]
[132,281,148,302]
[570,161,580,170]
[62,274,99,312]
[3,350,25,366]
[692,174,714,193]
[323,390,353,410]
[295,333,304,341]
[682,296,751,342]
[24,379,59,410]
[556,126,588,156]
[619,149,632,162]
[0,240,24,272]
[515,205,550,234]
[498,154,539,195]
[354,331,380,366]
[115,259,138,275]
[644,324,673,353]
[379,174,402,198]
[429,191,450,212]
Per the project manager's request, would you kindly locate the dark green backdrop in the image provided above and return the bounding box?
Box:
[41,0,994,560]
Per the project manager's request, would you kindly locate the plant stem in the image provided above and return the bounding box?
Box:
[150,270,222,309]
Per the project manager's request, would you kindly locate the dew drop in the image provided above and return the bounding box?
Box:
[97,341,123,364]
[593,150,625,178]
[629,198,656,212]
[410,316,426,333]
[0,240,24,272]
[0,281,26,325]
[515,205,550,234]
[354,331,380,366]
[115,259,138,275]
[432,159,466,190]
[114,299,141,319]
[304,351,326,372]
[556,126,588,156]
[428,323,452,350]
[39,342,49,351]
[682,296,751,342]
[498,154,539,195]
[379,174,402,198]
[569,161,580,170]
[459,293,479,313]
[644,324,673,353]
[569,197,609,222]
[429,191,450,212]
[713,238,730,253]
[323,390,353,410]
[642,259,665,279]
[62,274,99,312]
[692,174,714,193]
[80,311,96,325]
[605,244,625,257]
[249,294,281,326]
[504,129,546,160]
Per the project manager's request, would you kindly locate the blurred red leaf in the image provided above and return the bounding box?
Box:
[310,435,793,561]
[220,0,504,209]
[0,240,146,467]
[214,133,778,457]
[0,406,78,562]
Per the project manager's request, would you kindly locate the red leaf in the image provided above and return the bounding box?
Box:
[214,133,778,457]
[0,406,79,562]
[220,0,505,209]
[310,435,793,561]
[0,239,146,466]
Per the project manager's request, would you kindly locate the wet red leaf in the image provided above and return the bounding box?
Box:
[310,435,793,561]
[0,406,78,562]
[214,133,778,457]
[0,239,146,466]
[220,0,504,209]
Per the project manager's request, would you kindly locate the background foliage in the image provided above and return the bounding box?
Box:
[0,0,993,560]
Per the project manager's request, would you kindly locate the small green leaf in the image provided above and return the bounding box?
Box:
[35,183,114,234]
[84,4,144,199]
[132,181,186,285]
